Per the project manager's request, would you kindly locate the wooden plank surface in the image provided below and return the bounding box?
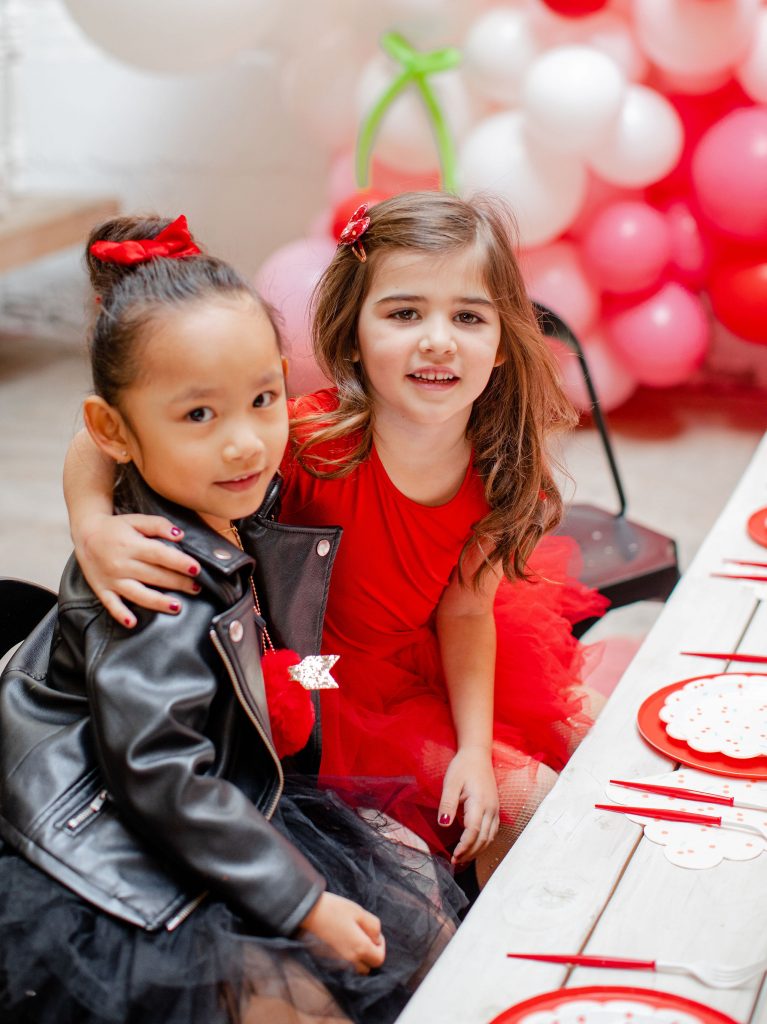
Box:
[0,194,119,272]
[397,433,767,1024]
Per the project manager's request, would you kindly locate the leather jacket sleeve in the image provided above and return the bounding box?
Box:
[69,593,326,937]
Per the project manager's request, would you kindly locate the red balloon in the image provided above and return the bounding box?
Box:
[370,158,441,194]
[540,0,608,15]
[330,190,387,242]
[646,80,753,207]
[709,261,767,344]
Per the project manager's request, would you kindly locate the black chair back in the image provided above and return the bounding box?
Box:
[0,577,57,658]
[534,303,681,635]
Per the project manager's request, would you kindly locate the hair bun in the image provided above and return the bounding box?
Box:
[85,215,176,298]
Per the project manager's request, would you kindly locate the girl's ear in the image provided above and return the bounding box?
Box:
[82,396,133,463]
[493,344,506,368]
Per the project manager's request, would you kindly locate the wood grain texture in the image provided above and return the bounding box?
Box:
[0,194,119,272]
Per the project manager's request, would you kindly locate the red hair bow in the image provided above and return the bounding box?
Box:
[89,214,202,266]
[338,204,370,263]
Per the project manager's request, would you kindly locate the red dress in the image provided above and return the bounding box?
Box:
[280,390,607,851]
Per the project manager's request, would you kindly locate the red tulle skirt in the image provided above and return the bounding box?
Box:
[319,536,609,854]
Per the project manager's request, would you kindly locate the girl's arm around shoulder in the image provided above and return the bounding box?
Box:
[74,592,325,937]
[435,544,502,865]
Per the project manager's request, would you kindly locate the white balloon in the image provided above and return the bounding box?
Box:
[63,0,276,72]
[632,0,760,77]
[652,66,733,96]
[588,85,683,188]
[357,55,472,173]
[523,46,626,157]
[529,8,647,82]
[463,7,540,105]
[459,111,587,248]
[736,9,767,103]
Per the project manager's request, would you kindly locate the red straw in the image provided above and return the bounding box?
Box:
[711,573,767,582]
[681,651,767,664]
[595,803,723,827]
[609,779,735,807]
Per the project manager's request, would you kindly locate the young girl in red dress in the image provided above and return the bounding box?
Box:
[63,194,609,884]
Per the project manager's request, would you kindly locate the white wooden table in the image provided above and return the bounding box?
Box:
[397,433,767,1024]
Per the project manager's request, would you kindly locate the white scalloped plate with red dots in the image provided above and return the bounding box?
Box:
[659,674,767,760]
[489,986,738,1024]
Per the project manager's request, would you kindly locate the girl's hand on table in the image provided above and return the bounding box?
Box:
[74,513,202,626]
[438,747,500,865]
[300,893,386,974]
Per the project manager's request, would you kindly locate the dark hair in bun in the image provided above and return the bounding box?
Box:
[85,215,281,406]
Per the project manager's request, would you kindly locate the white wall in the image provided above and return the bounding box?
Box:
[0,0,328,342]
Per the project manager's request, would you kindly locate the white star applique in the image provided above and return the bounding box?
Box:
[288,655,340,690]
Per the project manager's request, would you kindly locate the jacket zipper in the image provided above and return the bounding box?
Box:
[209,629,284,820]
[65,787,108,832]
[165,890,208,932]
[170,630,286,933]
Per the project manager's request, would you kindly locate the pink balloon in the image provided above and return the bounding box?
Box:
[606,283,710,387]
[660,199,712,290]
[691,106,767,241]
[581,200,672,294]
[566,172,641,240]
[551,329,637,412]
[522,240,600,337]
[254,237,336,396]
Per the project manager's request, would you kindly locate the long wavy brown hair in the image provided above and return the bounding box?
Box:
[296,191,578,585]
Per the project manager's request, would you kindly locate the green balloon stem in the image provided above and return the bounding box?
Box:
[355,32,461,194]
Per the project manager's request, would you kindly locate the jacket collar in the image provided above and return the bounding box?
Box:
[116,467,255,577]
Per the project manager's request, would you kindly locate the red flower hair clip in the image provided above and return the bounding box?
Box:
[89,214,202,266]
[338,204,371,263]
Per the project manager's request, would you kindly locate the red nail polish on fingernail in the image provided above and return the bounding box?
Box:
[124,617,133,627]
[191,583,201,593]
[170,526,183,537]
[169,601,180,613]
[188,565,199,576]
[439,814,451,826]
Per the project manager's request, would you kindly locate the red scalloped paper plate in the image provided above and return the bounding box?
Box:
[747,507,767,548]
[489,985,738,1024]
[637,673,767,780]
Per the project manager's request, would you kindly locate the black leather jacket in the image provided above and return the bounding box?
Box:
[0,475,341,935]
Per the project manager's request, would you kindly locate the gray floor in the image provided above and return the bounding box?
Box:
[3,332,767,647]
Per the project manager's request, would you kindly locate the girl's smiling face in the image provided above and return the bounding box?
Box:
[354,246,503,433]
[86,296,288,534]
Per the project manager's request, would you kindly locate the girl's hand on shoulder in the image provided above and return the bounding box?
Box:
[75,513,202,627]
[438,747,499,866]
[299,892,385,974]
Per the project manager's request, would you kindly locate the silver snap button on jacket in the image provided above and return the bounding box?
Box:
[316,539,331,557]
[228,620,244,642]
[213,548,232,561]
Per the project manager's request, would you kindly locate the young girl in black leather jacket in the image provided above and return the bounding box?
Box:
[0,215,463,1024]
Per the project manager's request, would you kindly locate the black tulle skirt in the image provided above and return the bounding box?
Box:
[0,779,466,1024]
